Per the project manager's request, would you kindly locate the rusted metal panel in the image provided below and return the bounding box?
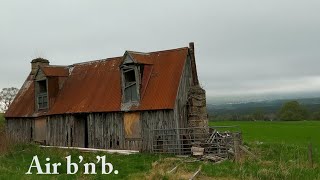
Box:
[5,75,36,118]
[128,51,154,65]
[48,77,60,108]
[34,118,46,143]
[6,47,189,117]
[131,48,189,111]
[140,65,153,98]
[41,66,69,77]
[124,112,141,139]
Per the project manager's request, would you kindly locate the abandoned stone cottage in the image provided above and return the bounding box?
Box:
[5,43,209,153]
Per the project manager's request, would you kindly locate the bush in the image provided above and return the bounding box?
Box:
[278,101,308,121]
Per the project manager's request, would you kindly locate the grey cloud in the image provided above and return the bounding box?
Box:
[1,0,320,100]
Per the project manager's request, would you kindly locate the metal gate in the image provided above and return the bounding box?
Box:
[151,126,241,156]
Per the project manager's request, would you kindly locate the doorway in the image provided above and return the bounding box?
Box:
[74,114,88,148]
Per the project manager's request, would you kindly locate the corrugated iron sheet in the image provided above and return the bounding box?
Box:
[41,66,69,77]
[5,47,189,117]
[128,52,154,65]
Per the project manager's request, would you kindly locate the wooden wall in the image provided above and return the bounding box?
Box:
[7,110,178,152]
[87,113,125,149]
[140,110,176,152]
[6,118,33,143]
[47,115,88,147]
[174,55,193,129]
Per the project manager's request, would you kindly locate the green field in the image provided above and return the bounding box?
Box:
[210,121,320,149]
[0,120,319,179]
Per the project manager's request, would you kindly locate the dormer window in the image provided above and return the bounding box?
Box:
[123,67,138,102]
[121,52,141,104]
[34,66,49,111]
[37,80,48,109]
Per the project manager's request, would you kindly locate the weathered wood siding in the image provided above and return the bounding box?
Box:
[140,110,176,152]
[87,113,124,149]
[6,118,34,143]
[174,55,193,129]
[34,117,46,143]
[47,115,85,147]
[7,110,177,152]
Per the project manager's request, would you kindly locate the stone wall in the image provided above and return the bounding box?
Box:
[187,85,209,139]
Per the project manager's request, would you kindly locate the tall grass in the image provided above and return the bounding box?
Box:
[0,113,11,154]
[0,144,165,179]
[0,113,4,129]
[1,119,319,179]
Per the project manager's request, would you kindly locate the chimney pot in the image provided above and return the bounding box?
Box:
[31,57,50,75]
[189,42,195,52]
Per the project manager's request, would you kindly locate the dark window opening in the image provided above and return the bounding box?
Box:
[30,127,33,141]
[84,118,88,148]
[74,114,88,148]
[37,80,48,110]
[38,80,47,93]
[70,127,73,146]
[124,69,136,84]
[123,68,139,102]
[109,139,113,148]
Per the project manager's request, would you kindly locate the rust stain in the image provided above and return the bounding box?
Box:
[5,47,189,118]
[41,66,69,77]
[124,112,141,138]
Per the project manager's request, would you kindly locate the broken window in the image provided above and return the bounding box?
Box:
[37,80,48,109]
[123,68,139,102]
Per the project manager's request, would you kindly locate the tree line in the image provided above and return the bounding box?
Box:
[212,100,320,121]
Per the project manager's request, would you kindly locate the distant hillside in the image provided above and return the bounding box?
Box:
[208,97,320,116]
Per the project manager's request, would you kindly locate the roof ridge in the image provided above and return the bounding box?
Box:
[72,57,122,66]
[43,65,68,68]
[147,47,188,54]
[65,46,189,66]
[126,51,150,55]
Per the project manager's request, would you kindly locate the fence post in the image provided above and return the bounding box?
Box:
[308,142,313,168]
[233,133,241,162]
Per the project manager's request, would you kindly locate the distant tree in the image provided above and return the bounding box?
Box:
[0,87,19,112]
[278,101,308,121]
[252,108,265,121]
[311,110,320,120]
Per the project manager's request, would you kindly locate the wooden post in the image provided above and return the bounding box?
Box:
[233,134,240,162]
[308,142,313,168]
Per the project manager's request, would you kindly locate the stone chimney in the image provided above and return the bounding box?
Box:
[187,42,209,140]
[31,58,49,75]
[189,42,199,86]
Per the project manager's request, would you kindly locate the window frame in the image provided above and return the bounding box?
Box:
[36,79,49,110]
[121,65,140,103]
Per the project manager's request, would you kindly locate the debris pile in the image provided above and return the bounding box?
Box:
[191,130,242,163]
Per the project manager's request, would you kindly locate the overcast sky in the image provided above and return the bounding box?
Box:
[1,0,320,100]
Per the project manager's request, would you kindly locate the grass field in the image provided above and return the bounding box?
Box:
[0,119,319,179]
[210,121,320,149]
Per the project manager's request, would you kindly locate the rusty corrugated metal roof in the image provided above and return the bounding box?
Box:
[41,66,69,77]
[128,51,154,65]
[5,75,36,117]
[5,47,189,117]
